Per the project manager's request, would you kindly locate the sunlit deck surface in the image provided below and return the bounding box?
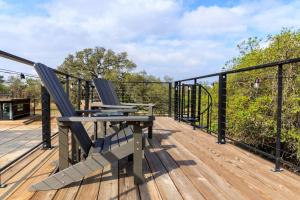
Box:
[0,117,57,167]
[0,117,299,200]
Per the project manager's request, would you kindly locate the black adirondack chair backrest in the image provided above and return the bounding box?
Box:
[34,63,92,155]
[93,78,120,105]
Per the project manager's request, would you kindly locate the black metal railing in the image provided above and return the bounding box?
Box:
[174,57,300,172]
[91,81,172,116]
[174,82,212,132]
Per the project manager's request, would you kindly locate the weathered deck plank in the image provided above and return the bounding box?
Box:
[0,117,299,200]
[0,122,58,166]
[97,163,118,200]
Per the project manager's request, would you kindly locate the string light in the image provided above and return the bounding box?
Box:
[254,78,261,89]
[20,73,25,79]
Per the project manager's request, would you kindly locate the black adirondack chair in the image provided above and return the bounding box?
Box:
[93,78,155,138]
[30,63,154,191]
[93,78,155,111]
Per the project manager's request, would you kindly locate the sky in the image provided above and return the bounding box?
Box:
[0,0,300,80]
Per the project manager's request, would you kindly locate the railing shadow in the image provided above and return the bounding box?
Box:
[62,129,197,199]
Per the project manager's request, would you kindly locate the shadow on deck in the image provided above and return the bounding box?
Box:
[0,117,299,200]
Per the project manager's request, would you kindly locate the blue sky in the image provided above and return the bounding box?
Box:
[1,0,300,80]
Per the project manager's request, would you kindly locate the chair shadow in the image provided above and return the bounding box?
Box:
[152,128,181,134]
[67,130,195,192]
[50,127,197,200]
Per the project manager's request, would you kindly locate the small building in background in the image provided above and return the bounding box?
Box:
[0,98,31,120]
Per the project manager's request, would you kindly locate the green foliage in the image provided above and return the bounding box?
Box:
[57,47,136,80]
[7,76,26,97]
[209,28,300,164]
[58,47,171,115]
[5,76,41,99]
[113,71,171,115]
[0,75,8,93]
[24,78,41,99]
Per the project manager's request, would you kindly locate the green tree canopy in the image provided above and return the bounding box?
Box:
[207,28,300,166]
[57,47,136,80]
[0,75,7,93]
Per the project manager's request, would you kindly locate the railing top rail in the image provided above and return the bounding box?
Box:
[175,57,300,82]
[0,50,35,66]
[1,50,173,84]
[113,81,171,84]
[0,50,87,81]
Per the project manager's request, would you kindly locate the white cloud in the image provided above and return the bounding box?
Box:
[0,0,300,79]
[179,6,247,37]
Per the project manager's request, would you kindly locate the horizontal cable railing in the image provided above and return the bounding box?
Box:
[90,81,172,116]
[174,58,300,173]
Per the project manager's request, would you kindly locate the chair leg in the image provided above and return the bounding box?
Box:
[59,124,69,171]
[98,122,106,138]
[71,135,80,163]
[148,126,153,139]
[94,121,98,140]
[133,123,144,185]
[128,154,133,162]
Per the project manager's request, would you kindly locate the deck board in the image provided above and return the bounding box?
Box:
[157,118,300,199]
[0,117,299,200]
[0,122,57,166]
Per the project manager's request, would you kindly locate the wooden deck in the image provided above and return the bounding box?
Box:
[0,117,299,200]
[0,119,57,167]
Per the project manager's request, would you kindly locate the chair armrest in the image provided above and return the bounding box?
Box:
[121,103,155,107]
[99,104,137,109]
[57,115,155,123]
[121,103,155,116]
[75,108,137,114]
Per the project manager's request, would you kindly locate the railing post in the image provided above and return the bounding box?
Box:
[77,79,81,110]
[191,79,197,124]
[33,98,36,115]
[168,82,172,117]
[91,86,94,103]
[275,64,283,172]
[121,84,125,102]
[71,79,81,164]
[41,85,51,149]
[174,81,178,120]
[178,82,182,121]
[187,86,190,119]
[207,94,210,133]
[218,73,226,144]
[65,75,69,98]
[182,84,185,119]
[198,85,202,126]
[84,81,90,116]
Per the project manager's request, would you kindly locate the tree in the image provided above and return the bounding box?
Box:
[237,37,261,55]
[0,75,8,94]
[57,46,173,115]
[24,78,41,98]
[7,76,26,98]
[207,28,300,166]
[57,47,136,80]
